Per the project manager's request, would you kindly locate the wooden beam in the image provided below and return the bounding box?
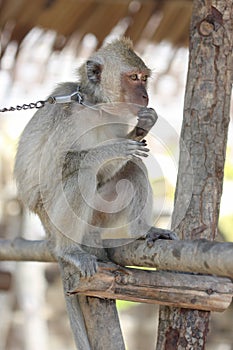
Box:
[67,262,233,313]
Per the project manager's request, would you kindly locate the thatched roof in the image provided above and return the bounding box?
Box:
[0,0,192,57]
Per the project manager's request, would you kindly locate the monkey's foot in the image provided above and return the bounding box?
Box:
[60,250,98,278]
[146,227,179,248]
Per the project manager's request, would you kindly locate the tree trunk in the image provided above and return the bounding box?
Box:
[156,0,233,349]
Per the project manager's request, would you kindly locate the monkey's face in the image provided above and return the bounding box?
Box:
[79,38,151,113]
[120,70,150,114]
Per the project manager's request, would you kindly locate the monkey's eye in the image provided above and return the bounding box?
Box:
[130,74,138,81]
[142,75,148,82]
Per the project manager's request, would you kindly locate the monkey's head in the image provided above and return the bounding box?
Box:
[78,38,151,113]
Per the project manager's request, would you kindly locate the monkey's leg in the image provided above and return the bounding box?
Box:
[38,208,99,277]
[117,159,178,242]
[42,213,125,349]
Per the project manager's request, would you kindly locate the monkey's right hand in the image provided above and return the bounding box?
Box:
[80,140,150,169]
[119,139,150,158]
[60,249,98,277]
[135,107,158,138]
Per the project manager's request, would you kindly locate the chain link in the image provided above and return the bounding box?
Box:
[0,100,47,113]
[0,87,91,113]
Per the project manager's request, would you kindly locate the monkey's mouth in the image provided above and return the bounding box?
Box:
[128,102,147,115]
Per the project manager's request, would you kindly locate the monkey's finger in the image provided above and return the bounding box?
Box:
[83,264,98,278]
[137,115,149,121]
[134,141,150,149]
[139,146,150,151]
[137,139,148,146]
[137,117,156,125]
[131,146,150,152]
[134,151,149,157]
[81,262,98,278]
[127,142,150,151]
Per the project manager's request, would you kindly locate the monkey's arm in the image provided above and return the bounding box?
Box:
[127,107,158,141]
[62,140,149,182]
[62,150,87,179]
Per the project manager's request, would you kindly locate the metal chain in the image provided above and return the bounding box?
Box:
[0,87,84,113]
[0,100,48,113]
[0,87,97,113]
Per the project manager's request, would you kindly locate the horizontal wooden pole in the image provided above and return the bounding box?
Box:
[0,238,56,262]
[68,262,233,313]
[1,238,233,279]
[105,238,233,279]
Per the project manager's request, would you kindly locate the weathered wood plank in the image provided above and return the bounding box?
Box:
[68,262,233,312]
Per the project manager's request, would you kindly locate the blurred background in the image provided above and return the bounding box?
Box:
[0,0,232,349]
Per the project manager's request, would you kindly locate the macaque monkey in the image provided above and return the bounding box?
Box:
[14,38,176,278]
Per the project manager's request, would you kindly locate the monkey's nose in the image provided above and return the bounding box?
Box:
[142,94,149,106]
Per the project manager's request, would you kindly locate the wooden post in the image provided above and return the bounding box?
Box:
[156,0,233,348]
[59,258,125,350]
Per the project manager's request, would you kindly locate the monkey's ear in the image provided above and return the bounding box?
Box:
[86,60,103,84]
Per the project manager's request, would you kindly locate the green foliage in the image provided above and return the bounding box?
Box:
[116,300,137,311]
[219,215,233,241]
[224,162,233,180]
[224,147,233,180]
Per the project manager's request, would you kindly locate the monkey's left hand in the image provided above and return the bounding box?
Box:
[135,107,158,139]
